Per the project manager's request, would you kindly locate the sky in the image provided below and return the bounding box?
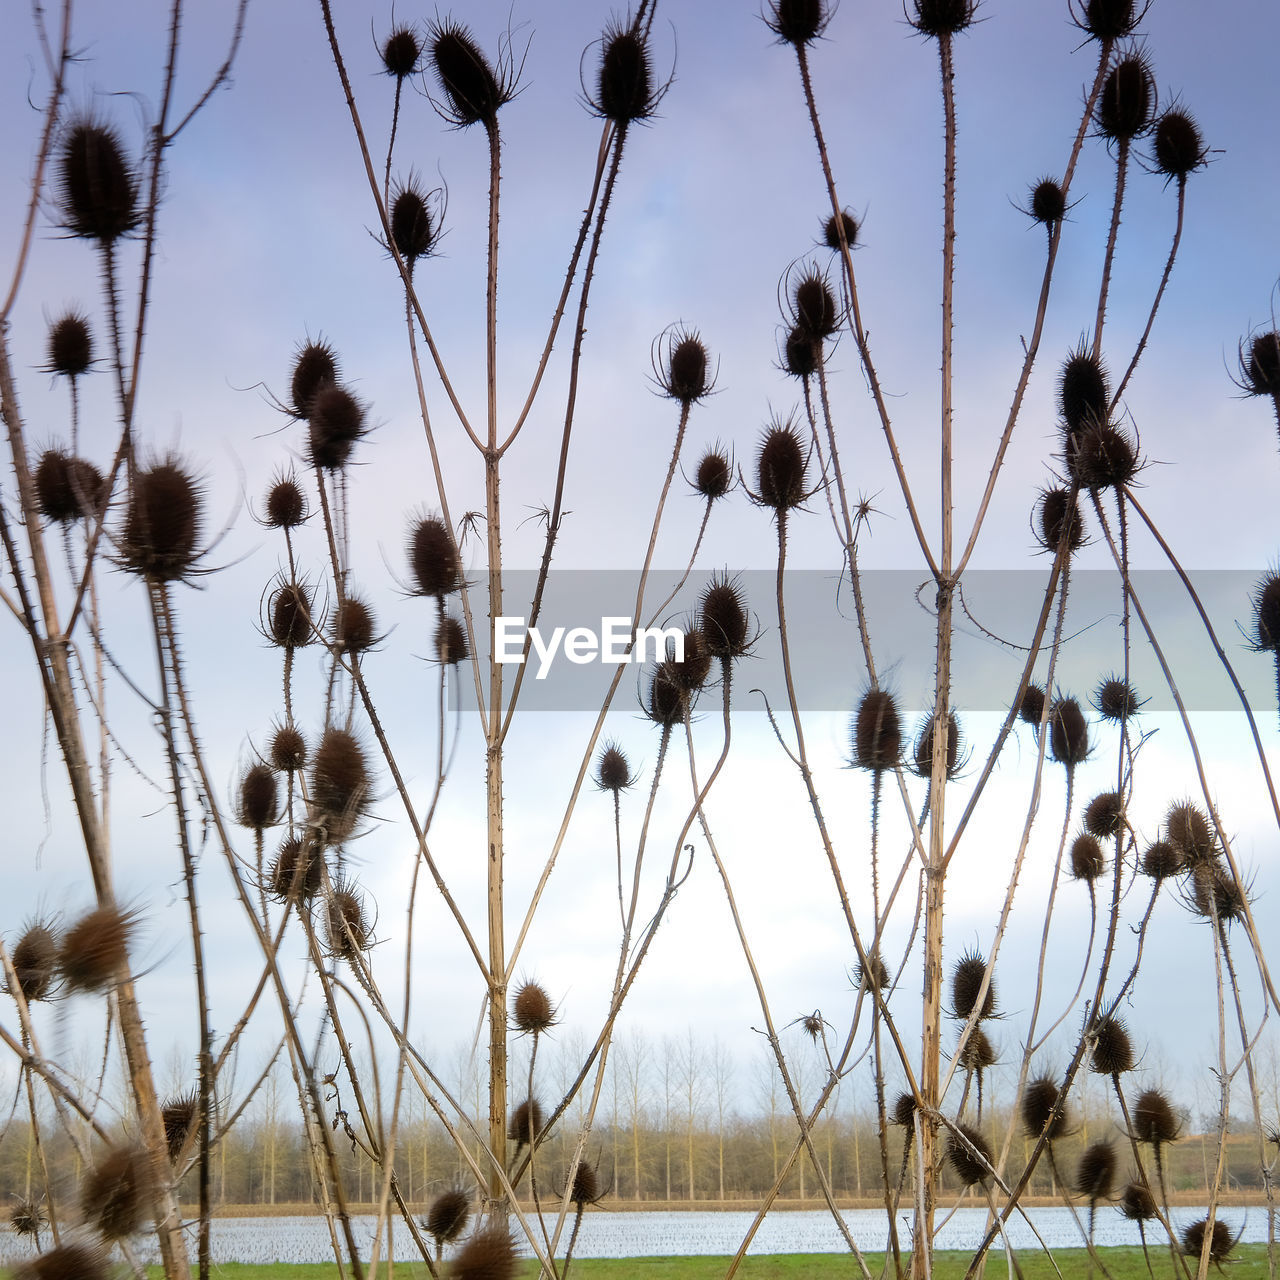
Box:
[2,0,1280,1139]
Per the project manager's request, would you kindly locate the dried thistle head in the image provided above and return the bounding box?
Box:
[408,515,463,599]
[11,922,58,1003]
[699,572,750,660]
[427,18,513,129]
[654,326,712,405]
[1095,675,1140,722]
[289,339,339,418]
[891,1092,917,1128]
[957,1027,997,1072]
[950,950,996,1021]
[120,459,203,582]
[381,24,422,79]
[1048,697,1090,767]
[1090,1010,1135,1075]
[569,1158,602,1206]
[590,19,657,126]
[1083,792,1125,840]
[9,1197,47,1239]
[765,0,830,46]
[1240,332,1280,398]
[81,1146,150,1239]
[269,835,323,902]
[452,1224,519,1280]
[1152,107,1207,181]
[1025,177,1066,227]
[1252,572,1280,652]
[389,176,440,270]
[1018,682,1046,727]
[911,0,977,38]
[1022,1077,1069,1141]
[790,267,839,342]
[1073,0,1140,42]
[435,616,469,666]
[59,906,136,994]
[238,761,280,832]
[800,1011,824,1040]
[325,879,372,962]
[645,660,685,728]
[912,711,963,780]
[1164,801,1217,866]
[508,1097,544,1146]
[693,446,732,500]
[46,311,94,378]
[851,688,902,773]
[1132,1087,1180,1146]
[161,1092,199,1161]
[1181,1217,1238,1265]
[269,724,308,773]
[307,384,368,471]
[946,1123,992,1187]
[310,728,370,843]
[781,325,819,380]
[666,627,712,693]
[57,117,139,243]
[1097,47,1156,143]
[263,474,307,530]
[35,451,105,524]
[268,581,316,649]
[423,1188,470,1246]
[1058,344,1110,435]
[1075,1140,1116,1203]
[1120,1181,1157,1221]
[1070,833,1106,883]
[853,953,889,994]
[1189,863,1248,924]
[595,742,633,793]
[512,981,556,1035]
[1140,839,1181,880]
[332,595,377,655]
[1067,419,1139,492]
[15,1243,108,1280]
[1035,486,1083,555]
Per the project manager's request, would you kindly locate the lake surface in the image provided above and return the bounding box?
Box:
[1,1206,1272,1264]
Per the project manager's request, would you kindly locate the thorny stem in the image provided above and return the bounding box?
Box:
[1093,137,1130,362]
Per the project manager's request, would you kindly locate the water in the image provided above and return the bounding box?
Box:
[0,1206,1270,1265]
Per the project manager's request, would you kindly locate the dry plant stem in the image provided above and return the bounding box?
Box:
[1093,137,1130,360]
[1196,911,1232,1280]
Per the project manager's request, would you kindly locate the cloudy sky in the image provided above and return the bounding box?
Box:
[2,0,1279,1130]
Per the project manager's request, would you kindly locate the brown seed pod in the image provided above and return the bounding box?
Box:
[782,325,819,380]
[823,209,859,251]
[269,835,323,902]
[332,595,376,655]
[1132,1088,1179,1146]
[389,178,437,269]
[310,728,370,843]
[326,881,371,961]
[120,460,202,582]
[654,328,711,404]
[35,451,105,524]
[596,742,632,793]
[408,515,463,598]
[666,628,712,693]
[59,906,135,993]
[12,923,58,1002]
[1059,345,1110,435]
[1095,675,1140,722]
[1189,863,1247,923]
[801,1013,824,1040]
[81,1146,150,1239]
[428,19,511,129]
[1022,1077,1069,1141]
[46,311,93,378]
[435,616,470,666]
[9,1197,47,1239]
[1181,1217,1237,1264]
[307,384,367,472]
[1070,834,1106,882]
[1019,682,1046,727]
[1253,572,1280,651]
[911,0,976,37]
[1165,801,1216,865]
[593,21,655,125]
[957,1027,997,1072]
[765,0,829,45]
[238,762,279,831]
[508,1098,544,1146]
[263,476,307,529]
[161,1092,199,1161]
[269,724,307,773]
[1241,332,1280,398]
[792,270,839,341]
[892,1092,917,1128]
[1153,108,1206,181]
[381,25,422,79]
[951,950,996,1021]
[1090,1011,1135,1075]
[1075,0,1139,41]
[1027,178,1066,226]
[852,689,901,773]
[1075,1140,1116,1203]
[512,981,556,1035]
[1097,50,1156,143]
[853,952,889,993]
[1140,839,1181,880]
[1035,486,1083,554]
[946,1123,992,1187]
[452,1224,519,1280]
[423,1188,470,1245]
[1084,792,1125,840]
[58,119,139,243]
[269,582,316,649]
[569,1159,601,1206]
[290,340,339,418]
[645,661,685,728]
[15,1242,108,1280]
[694,448,732,500]
[1049,697,1090,767]
[1119,1181,1157,1221]
[699,573,750,660]
[912,711,962,780]
[1068,420,1138,492]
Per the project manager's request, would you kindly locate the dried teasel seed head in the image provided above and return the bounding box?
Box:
[1132,1087,1179,1145]
[452,1224,519,1280]
[1241,332,1280,398]
[911,0,977,38]
[853,952,889,993]
[1165,801,1216,865]
[1096,675,1140,721]
[694,447,732,500]
[435,615,469,666]
[1070,833,1106,882]
[912,711,962,780]
[852,689,902,773]
[569,1159,600,1206]
[1048,697,1090,767]
[950,950,996,1021]
[326,880,371,961]
[1075,1140,1116,1203]
[59,906,135,993]
[47,311,93,378]
[1022,1077,1069,1141]
[594,22,655,125]
[1076,0,1139,41]
[892,1092,917,1128]
[1253,572,1280,652]
[659,330,712,404]
[310,728,370,843]
[666,628,712,693]
[269,582,315,649]
[823,209,859,251]
[512,981,556,1034]
[238,762,279,831]
[958,1027,997,1072]
[121,460,202,582]
[1068,420,1138,491]
[9,1197,47,1239]
[792,270,839,341]
[290,340,339,418]
[782,325,819,380]
[947,1123,993,1187]
[699,573,750,660]
[1120,1181,1158,1221]
[765,0,829,46]
[1084,791,1125,839]
[58,119,139,243]
[81,1146,150,1239]
[264,476,307,529]
[161,1092,199,1161]
[1190,863,1247,923]
[423,1188,470,1245]
[1097,50,1156,143]
[1181,1217,1237,1264]
[1059,345,1110,435]
[381,25,422,79]
[307,384,367,471]
[508,1097,544,1146]
[1140,839,1181,880]
[35,451,105,524]
[1027,178,1066,226]
[645,661,685,728]
[15,1242,108,1280]
[269,724,307,773]
[1019,682,1046,727]
[1035,486,1083,554]
[596,742,633,793]
[390,180,438,268]
[1153,108,1206,181]
[801,1013,823,1039]
[12,923,58,1002]
[332,595,376,655]
[1090,1011,1135,1075]
[428,19,510,129]
[409,515,463,598]
[269,834,323,901]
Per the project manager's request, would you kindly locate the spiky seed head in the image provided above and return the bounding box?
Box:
[570,1159,600,1206]
[47,312,93,378]
[911,0,977,37]
[792,271,839,340]
[912,711,962,779]
[1165,801,1216,865]
[661,331,712,404]
[435,616,469,666]
[390,181,437,267]
[59,906,135,993]
[1070,833,1106,882]
[1140,840,1182,880]
[310,728,370,843]
[1132,1088,1179,1145]
[508,1098,544,1146]
[269,582,315,649]
[801,1013,824,1039]
[381,25,421,78]
[1091,1012,1135,1075]
[35,451,105,524]
[58,119,139,243]
[1049,697,1089,767]
[238,762,279,831]
[429,20,509,129]
[1075,1140,1116,1203]
[333,596,376,655]
[1028,178,1066,226]
[1084,792,1125,839]
[1190,863,1247,924]
[1153,108,1206,180]
[694,448,731,499]
[853,953,889,993]
[667,628,712,692]
[512,981,556,1034]
[423,1188,470,1245]
[892,1093,917,1128]
[1078,0,1138,41]
[782,325,819,379]
[269,724,307,772]
[852,689,901,773]
[699,573,750,659]
[452,1224,519,1280]
[161,1092,198,1161]
[1242,332,1280,397]
[595,23,654,125]
[121,461,202,581]
[290,340,339,417]
[9,1197,47,1239]
[1059,345,1110,434]
[1019,682,1046,727]
[1096,675,1139,721]
[596,743,633,792]
[823,209,859,251]
[307,384,367,471]
[1036,486,1083,554]
[1253,573,1280,651]
[645,661,685,727]
[1120,1181,1157,1221]
[12,924,58,1002]
[269,835,323,901]
[82,1146,149,1239]
[264,476,307,529]
[326,882,371,961]
[409,515,462,598]
[947,1124,992,1187]
[1181,1217,1236,1264]
[958,1027,997,1072]
[1068,420,1138,491]
[765,0,829,45]
[950,950,996,1021]
[1022,1077,1069,1141]
[15,1243,108,1280]
[1098,51,1156,142]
